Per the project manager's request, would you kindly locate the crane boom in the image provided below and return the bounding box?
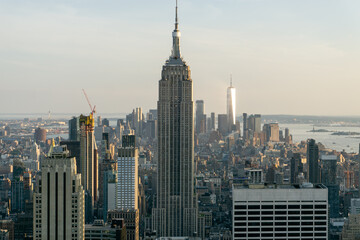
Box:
[82,89,96,115]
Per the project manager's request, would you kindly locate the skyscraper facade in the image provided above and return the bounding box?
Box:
[218,114,228,136]
[320,155,339,218]
[233,184,328,240]
[152,3,198,237]
[227,78,236,132]
[116,135,138,210]
[210,112,215,131]
[307,139,320,184]
[263,123,280,142]
[247,114,261,133]
[195,100,206,134]
[69,117,80,141]
[33,145,85,240]
[242,113,248,140]
[11,177,24,213]
[79,114,98,222]
[290,153,303,184]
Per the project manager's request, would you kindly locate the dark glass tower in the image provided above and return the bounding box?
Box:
[307,139,320,184]
[152,1,198,237]
[69,117,80,141]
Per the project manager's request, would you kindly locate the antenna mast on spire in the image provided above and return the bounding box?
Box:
[175,0,179,30]
[230,74,233,87]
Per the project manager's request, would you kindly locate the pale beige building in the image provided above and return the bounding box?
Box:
[33,145,85,240]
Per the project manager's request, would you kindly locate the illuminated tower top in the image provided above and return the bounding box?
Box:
[227,75,236,130]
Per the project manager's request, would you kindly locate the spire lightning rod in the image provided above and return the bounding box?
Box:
[175,0,178,30]
[230,74,233,87]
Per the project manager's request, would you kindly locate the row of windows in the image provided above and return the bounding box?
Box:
[234,216,327,221]
[235,204,327,210]
[234,210,327,215]
[235,222,327,227]
[234,232,326,238]
[235,200,326,203]
[235,227,327,232]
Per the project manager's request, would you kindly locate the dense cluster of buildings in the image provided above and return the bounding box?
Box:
[1,2,360,240]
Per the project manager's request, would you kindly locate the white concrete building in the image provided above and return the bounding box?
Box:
[33,145,85,240]
[233,183,328,240]
[116,135,138,210]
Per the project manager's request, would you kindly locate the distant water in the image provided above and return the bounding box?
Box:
[1,114,359,153]
[280,123,360,153]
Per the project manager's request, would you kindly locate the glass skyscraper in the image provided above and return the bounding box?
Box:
[227,77,236,132]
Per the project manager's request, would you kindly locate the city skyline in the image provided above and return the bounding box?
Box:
[2,2,360,239]
[1,0,360,115]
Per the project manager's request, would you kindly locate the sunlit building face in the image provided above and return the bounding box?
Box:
[227,85,236,128]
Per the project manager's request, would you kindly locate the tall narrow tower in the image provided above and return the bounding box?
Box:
[152,1,198,237]
[79,114,98,222]
[227,75,236,133]
[307,139,320,184]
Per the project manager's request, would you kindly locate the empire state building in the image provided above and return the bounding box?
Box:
[152,1,198,237]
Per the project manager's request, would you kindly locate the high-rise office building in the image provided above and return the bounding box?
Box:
[195,100,206,134]
[218,114,228,136]
[33,145,85,240]
[111,135,140,240]
[263,123,280,142]
[102,169,117,222]
[79,114,98,222]
[102,118,110,127]
[11,177,24,213]
[320,155,339,218]
[320,155,337,185]
[247,114,261,133]
[116,135,138,210]
[152,2,198,237]
[243,113,248,140]
[130,108,144,137]
[69,117,80,141]
[233,183,328,240]
[307,139,320,184]
[23,171,33,204]
[290,153,303,184]
[210,112,216,131]
[285,128,292,144]
[227,77,236,132]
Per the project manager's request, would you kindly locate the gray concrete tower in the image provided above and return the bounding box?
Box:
[152,1,198,237]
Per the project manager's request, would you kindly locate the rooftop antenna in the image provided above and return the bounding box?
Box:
[230,74,233,87]
[175,0,179,30]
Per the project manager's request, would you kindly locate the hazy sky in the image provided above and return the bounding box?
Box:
[1,0,360,116]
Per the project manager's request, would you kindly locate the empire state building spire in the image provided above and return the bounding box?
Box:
[171,0,181,59]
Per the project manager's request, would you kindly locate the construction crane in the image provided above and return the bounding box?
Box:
[82,89,96,116]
